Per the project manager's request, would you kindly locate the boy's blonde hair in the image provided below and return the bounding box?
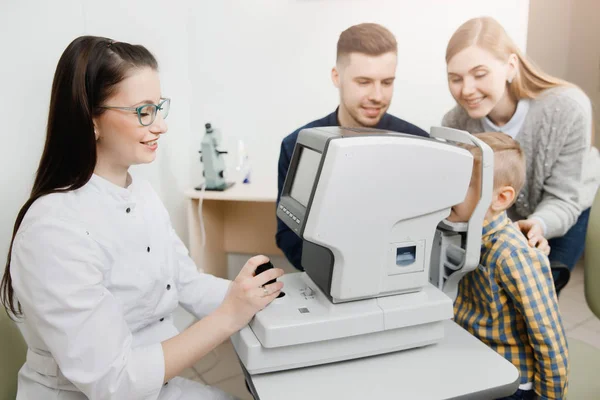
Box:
[467,132,526,196]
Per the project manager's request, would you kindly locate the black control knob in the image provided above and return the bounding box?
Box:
[255,261,276,285]
[255,261,285,298]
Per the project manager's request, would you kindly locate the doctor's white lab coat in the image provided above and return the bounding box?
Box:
[10,175,235,399]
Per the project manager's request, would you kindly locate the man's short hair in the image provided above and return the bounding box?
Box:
[336,23,397,64]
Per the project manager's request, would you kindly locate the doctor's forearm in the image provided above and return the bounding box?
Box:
[161,310,236,382]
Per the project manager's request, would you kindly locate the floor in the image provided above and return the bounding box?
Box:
[178,339,253,400]
[178,260,599,399]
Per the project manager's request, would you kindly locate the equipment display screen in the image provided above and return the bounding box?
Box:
[290,147,321,207]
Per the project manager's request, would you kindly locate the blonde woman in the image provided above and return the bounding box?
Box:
[442,16,600,296]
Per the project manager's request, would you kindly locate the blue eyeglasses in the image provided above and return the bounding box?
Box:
[101,97,170,126]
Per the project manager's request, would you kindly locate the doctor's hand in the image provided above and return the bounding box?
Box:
[515,219,550,256]
[216,255,284,333]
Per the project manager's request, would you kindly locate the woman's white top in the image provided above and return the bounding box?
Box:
[481,99,531,139]
[11,174,232,399]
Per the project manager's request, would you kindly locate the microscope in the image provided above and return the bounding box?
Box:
[197,122,234,191]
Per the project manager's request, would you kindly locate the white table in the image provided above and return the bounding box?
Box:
[242,320,520,400]
[185,182,282,279]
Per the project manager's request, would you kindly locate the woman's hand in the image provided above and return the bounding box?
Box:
[516,219,551,255]
[162,256,283,382]
[215,255,284,333]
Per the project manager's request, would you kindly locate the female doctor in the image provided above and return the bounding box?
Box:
[0,36,284,399]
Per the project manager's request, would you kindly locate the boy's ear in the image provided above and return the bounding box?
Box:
[490,185,516,213]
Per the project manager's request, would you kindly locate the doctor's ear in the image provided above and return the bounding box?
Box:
[92,121,100,141]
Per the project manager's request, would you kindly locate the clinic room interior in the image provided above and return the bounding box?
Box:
[1,0,599,399]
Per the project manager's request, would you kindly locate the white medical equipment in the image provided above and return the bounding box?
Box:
[232,126,493,375]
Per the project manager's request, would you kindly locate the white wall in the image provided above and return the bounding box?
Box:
[189,0,530,190]
[0,0,530,268]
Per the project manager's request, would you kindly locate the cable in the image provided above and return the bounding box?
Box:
[193,181,222,375]
[198,181,207,249]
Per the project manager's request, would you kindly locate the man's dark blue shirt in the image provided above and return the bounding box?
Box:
[276,108,429,270]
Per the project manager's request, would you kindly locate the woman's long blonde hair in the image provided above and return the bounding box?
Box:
[446,17,570,100]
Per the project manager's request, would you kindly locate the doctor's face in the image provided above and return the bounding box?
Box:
[94,67,168,169]
[332,52,396,127]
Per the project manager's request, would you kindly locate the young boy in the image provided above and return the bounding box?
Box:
[448,132,568,400]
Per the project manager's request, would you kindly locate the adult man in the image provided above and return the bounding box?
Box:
[276,23,429,270]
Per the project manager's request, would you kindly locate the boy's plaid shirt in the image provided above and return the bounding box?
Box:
[454,212,569,399]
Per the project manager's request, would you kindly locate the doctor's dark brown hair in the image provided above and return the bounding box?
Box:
[1,36,158,317]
